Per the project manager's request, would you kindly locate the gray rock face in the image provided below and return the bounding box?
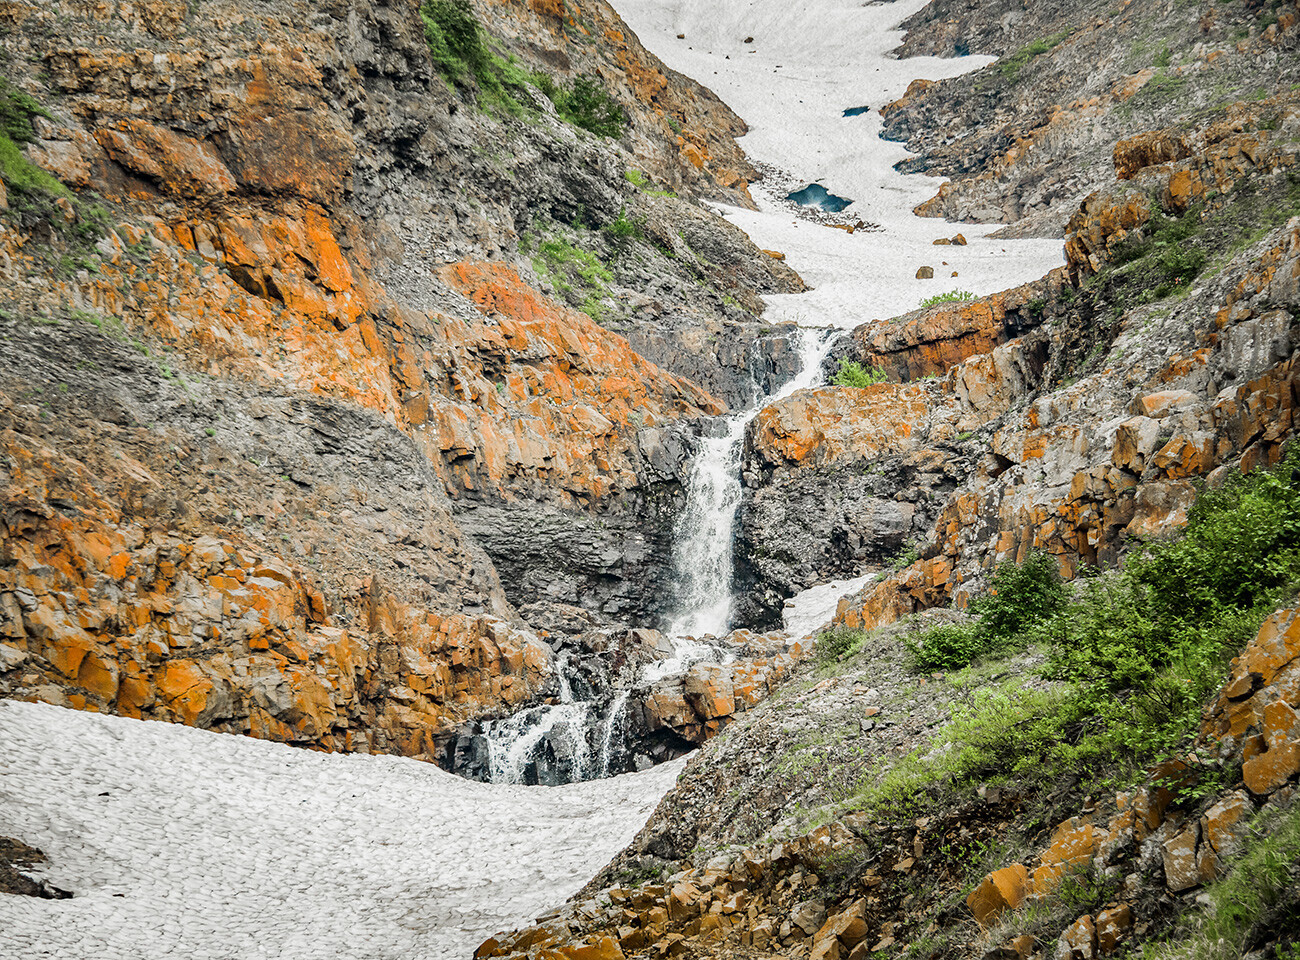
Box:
[454,488,684,624]
[732,456,959,628]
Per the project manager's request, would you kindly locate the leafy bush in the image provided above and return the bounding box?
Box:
[919,289,976,308]
[601,207,645,257]
[537,74,628,138]
[904,552,1063,671]
[906,623,985,671]
[815,627,869,665]
[832,358,887,388]
[420,0,490,86]
[970,550,1067,644]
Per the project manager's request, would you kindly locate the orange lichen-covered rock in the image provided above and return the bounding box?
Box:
[967,864,1028,925]
[856,275,1056,382]
[748,383,930,469]
[1095,905,1132,955]
[94,119,238,199]
[1058,915,1098,960]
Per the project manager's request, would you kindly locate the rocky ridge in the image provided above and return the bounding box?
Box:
[883,0,1300,236]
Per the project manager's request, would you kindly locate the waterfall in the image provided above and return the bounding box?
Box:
[470,328,836,787]
[666,326,837,638]
[597,691,630,775]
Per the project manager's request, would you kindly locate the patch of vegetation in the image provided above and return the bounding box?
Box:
[998,29,1074,82]
[0,77,67,200]
[890,541,921,571]
[906,551,1065,671]
[625,168,676,198]
[919,289,976,309]
[419,1,626,135]
[0,77,115,276]
[832,358,887,388]
[527,230,614,323]
[849,448,1300,826]
[600,207,645,258]
[1107,204,1207,300]
[906,622,985,671]
[533,72,629,138]
[815,627,870,666]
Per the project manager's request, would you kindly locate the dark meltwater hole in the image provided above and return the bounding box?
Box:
[787,183,854,213]
[842,105,871,117]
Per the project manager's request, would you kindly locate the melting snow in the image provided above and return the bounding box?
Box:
[783,573,881,641]
[0,701,682,959]
[613,0,1065,328]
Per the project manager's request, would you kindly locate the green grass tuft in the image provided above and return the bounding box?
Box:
[832,358,887,388]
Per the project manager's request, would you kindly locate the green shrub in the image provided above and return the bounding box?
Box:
[624,168,676,198]
[906,623,985,671]
[832,358,887,388]
[601,207,644,257]
[815,627,869,665]
[420,0,490,86]
[919,289,976,308]
[970,550,1068,644]
[541,74,628,138]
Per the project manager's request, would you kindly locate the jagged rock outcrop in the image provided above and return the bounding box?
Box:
[881,0,1300,236]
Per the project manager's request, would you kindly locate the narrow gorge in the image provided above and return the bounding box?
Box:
[2,0,1299,958]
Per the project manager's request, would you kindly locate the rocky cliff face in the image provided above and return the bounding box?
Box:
[883,0,1300,236]
[0,0,802,752]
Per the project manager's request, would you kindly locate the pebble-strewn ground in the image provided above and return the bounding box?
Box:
[0,701,683,960]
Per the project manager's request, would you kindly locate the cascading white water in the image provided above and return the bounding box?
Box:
[598,690,631,774]
[485,701,592,783]
[637,635,732,686]
[666,327,839,638]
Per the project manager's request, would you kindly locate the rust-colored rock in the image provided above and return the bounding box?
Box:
[1094,905,1132,955]
[967,863,1028,925]
[1162,825,1201,892]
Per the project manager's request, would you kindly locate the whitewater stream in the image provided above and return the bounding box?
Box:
[0,1,1066,957]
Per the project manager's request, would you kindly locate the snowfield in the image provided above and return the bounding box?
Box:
[0,700,683,959]
[615,0,1065,328]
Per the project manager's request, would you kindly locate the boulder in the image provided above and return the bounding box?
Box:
[968,864,1028,925]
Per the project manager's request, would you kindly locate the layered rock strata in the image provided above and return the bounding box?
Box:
[882,0,1300,236]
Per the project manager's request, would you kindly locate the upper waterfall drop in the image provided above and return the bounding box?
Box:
[666,326,837,639]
